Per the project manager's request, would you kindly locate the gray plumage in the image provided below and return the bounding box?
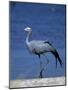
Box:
[24,27,62,67]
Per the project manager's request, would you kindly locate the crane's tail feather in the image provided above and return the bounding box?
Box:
[44,41,63,67]
[51,50,63,67]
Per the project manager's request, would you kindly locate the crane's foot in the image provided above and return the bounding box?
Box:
[39,69,43,78]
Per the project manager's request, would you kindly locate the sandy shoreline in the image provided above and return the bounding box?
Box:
[10,76,66,88]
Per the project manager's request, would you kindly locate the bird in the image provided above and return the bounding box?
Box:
[24,27,63,67]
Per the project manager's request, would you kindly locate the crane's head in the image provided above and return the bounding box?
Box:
[24,27,32,32]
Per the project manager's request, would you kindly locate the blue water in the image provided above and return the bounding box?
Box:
[10,2,66,80]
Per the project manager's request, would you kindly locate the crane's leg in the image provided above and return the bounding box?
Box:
[39,68,43,78]
[39,54,50,78]
[39,60,43,78]
[38,54,40,58]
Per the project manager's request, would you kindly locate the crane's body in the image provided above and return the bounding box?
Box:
[24,27,62,67]
[26,40,53,54]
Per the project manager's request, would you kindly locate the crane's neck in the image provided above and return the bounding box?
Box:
[26,31,31,44]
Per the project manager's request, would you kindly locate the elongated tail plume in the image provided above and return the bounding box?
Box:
[46,42,63,67]
[51,49,63,67]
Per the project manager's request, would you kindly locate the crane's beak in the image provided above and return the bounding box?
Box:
[24,28,27,31]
